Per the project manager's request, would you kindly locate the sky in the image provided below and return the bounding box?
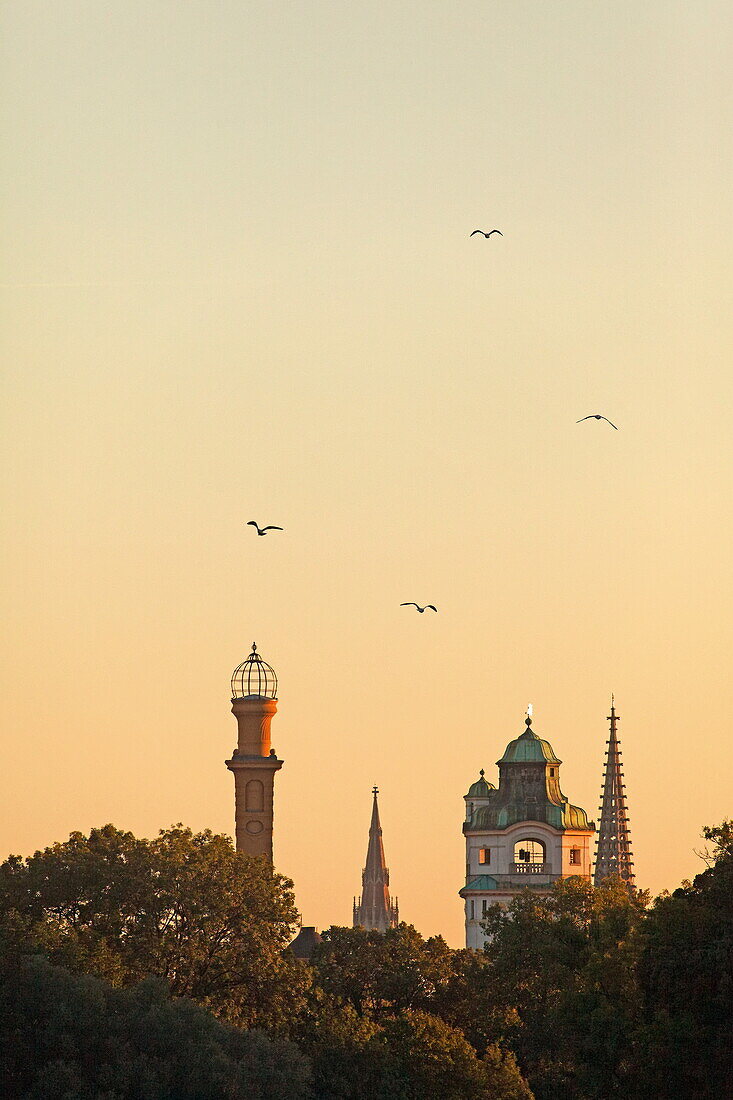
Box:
[1,1,732,946]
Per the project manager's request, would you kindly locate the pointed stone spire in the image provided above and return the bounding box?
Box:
[353,787,399,932]
[594,697,635,889]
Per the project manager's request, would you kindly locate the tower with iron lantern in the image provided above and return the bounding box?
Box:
[225,643,283,861]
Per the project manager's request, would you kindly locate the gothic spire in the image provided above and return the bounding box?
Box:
[594,698,635,889]
[353,787,399,932]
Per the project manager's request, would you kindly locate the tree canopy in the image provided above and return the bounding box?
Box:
[0,824,305,1029]
[635,822,733,1097]
[3,820,731,1098]
[0,957,311,1100]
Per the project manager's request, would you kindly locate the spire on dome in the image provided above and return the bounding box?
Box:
[594,698,635,890]
[353,787,399,932]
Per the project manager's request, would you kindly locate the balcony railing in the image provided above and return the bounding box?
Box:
[511,862,548,874]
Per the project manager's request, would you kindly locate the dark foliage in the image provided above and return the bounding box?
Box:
[2,820,730,1099]
[634,822,733,1097]
[0,957,311,1100]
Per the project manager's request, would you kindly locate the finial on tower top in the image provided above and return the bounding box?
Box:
[252,642,257,653]
[479,768,485,777]
[372,785,379,797]
[525,703,533,727]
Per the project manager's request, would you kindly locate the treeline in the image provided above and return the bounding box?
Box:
[0,822,731,1099]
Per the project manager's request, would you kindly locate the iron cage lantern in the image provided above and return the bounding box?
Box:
[231,642,278,701]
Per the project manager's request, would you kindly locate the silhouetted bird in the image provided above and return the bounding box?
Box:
[247,521,284,536]
[470,229,503,238]
[576,415,618,430]
[401,603,437,613]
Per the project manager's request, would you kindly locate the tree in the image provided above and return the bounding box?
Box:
[378,1009,532,1100]
[635,822,733,1097]
[480,877,647,1100]
[311,923,453,1017]
[303,925,532,1098]
[0,956,312,1100]
[0,824,306,1029]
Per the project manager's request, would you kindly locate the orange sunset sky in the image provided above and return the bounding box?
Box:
[1,2,732,945]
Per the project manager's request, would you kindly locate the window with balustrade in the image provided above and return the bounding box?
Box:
[513,838,546,872]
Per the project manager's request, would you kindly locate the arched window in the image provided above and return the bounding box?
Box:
[245,779,264,813]
[513,838,545,869]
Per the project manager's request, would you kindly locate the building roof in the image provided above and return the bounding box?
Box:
[464,715,593,834]
[472,796,592,831]
[459,875,554,896]
[466,770,495,798]
[287,926,322,961]
[497,716,561,765]
[462,875,500,891]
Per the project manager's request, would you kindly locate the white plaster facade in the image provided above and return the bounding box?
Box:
[462,820,593,949]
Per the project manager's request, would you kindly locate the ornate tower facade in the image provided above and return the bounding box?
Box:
[460,712,595,949]
[225,643,283,861]
[353,787,399,932]
[594,698,635,889]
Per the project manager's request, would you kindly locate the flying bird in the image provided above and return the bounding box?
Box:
[401,603,438,613]
[576,414,618,430]
[470,229,503,238]
[247,521,284,536]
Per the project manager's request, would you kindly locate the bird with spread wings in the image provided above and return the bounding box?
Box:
[576,414,618,429]
[401,603,438,613]
[247,520,284,536]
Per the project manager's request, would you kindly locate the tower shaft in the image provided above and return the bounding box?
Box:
[594,701,635,888]
[226,695,283,861]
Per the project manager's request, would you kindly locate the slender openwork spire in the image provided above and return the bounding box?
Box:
[594,698,635,889]
[353,787,399,932]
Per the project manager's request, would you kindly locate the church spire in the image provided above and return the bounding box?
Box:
[594,697,635,890]
[353,787,399,932]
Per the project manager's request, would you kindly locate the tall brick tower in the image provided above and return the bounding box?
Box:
[225,643,283,861]
[594,698,635,889]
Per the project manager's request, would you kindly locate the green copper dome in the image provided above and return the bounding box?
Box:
[497,717,561,765]
[467,770,495,798]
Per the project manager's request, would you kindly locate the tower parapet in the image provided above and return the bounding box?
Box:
[225,643,283,861]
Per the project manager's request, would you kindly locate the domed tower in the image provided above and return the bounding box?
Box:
[225,643,283,861]
[460,710,594,948]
